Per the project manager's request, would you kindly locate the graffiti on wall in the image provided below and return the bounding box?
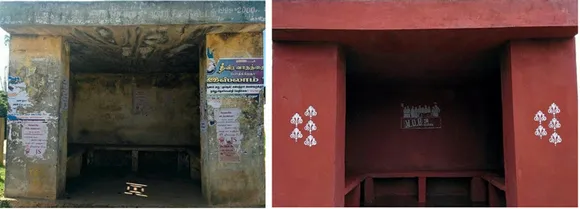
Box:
[60,78,69,113]
[534,103,562,146]
[289,106,318,147]
[401,102,442,129]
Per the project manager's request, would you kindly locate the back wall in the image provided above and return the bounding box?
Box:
[70,73,199,146]
[345,80,503,173]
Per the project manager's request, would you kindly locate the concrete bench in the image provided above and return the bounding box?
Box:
[66,146,87,178]
[86,145,189,173]
[481,173,506,206]
[344,174,366,207]
[350,170,491,206]
[69,144,200,180]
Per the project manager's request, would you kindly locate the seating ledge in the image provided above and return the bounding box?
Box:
[344,174,366,195]
[481,173,506,191]
[344,170,492,195]
[367,170,488,178]
[67,147,85,159]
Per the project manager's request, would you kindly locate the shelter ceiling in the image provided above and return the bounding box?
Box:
[5,23,264,73]
[273,27,574,82]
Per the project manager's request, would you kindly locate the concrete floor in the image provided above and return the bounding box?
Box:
[64,174,207,207]
[1,142,207,207]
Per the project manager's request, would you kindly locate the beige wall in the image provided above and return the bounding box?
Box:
[70,73,199,146]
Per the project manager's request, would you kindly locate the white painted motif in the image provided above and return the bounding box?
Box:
[534,111,547,139]
[534,103,562,146]
[289,106,318,147]
[289,113,303,142]
[303,106,318,147]
[549,132,562,145]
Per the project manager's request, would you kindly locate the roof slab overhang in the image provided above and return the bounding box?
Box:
[0,1,266,73]
[272,0,578,82]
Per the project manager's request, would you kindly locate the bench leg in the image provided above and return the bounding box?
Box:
[487,183,500,207]
[471,177,487,202]
[131,150,139,173]
[345,184,361,207]
[67,154,83,178]
[418,177,427,204]
[363,177,374,206]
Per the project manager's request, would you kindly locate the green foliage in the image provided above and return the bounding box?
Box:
[0,91,7,118]
[3,35,9,47]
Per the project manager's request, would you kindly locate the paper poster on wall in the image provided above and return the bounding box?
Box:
[206,50,264,96]
[132,88,149,115]
[401,102,442,129]
[7,76,32,119]
[22,121,48,159]
[215,108,243,162]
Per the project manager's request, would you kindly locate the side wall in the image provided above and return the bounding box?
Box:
[70,73,199,146]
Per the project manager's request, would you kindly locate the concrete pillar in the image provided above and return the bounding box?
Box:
[272,43,346,207]
[5,36,70,200]
[501,38,577,207]
[199,32,265,206]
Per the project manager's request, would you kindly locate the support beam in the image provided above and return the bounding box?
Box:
[501,38,577,207]
[5,35,70,200]
[272,43,346,207]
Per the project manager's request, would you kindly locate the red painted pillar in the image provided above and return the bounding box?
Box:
[272,43,346,207]
[501,39,578,207]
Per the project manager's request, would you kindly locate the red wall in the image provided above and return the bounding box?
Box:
[272,43,346,207]
[345,82,504,174]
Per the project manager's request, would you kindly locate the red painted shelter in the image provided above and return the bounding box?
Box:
[272,0,578,207]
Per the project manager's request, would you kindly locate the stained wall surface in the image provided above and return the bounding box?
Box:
[70,73,199,146]
[199,32,265,206]
[5,36,70,200]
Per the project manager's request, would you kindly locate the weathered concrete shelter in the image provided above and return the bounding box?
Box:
[0,1,265,207]
[273,0,577,207]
